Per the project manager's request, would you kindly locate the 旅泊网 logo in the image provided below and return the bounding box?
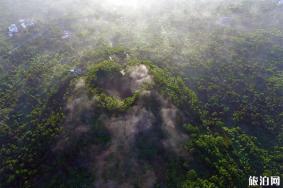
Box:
[249,176,280,187]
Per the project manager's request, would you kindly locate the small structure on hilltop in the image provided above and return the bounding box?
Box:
[7,19,35,37]
[19,19,35,29]
[8,24,19,37]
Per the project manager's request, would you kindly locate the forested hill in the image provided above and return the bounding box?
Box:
[0,0,282,187]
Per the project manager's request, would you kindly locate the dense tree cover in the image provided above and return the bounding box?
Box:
[0,48,73,187]
[0,45,282,188]
[0,0,282,187]
[174,30,283,187]
[182,127,279,187]
[179,31,283,145]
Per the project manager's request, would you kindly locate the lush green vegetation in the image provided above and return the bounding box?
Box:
[0,0,282,187]
[85,60,139,112]
[182,127,279,187]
